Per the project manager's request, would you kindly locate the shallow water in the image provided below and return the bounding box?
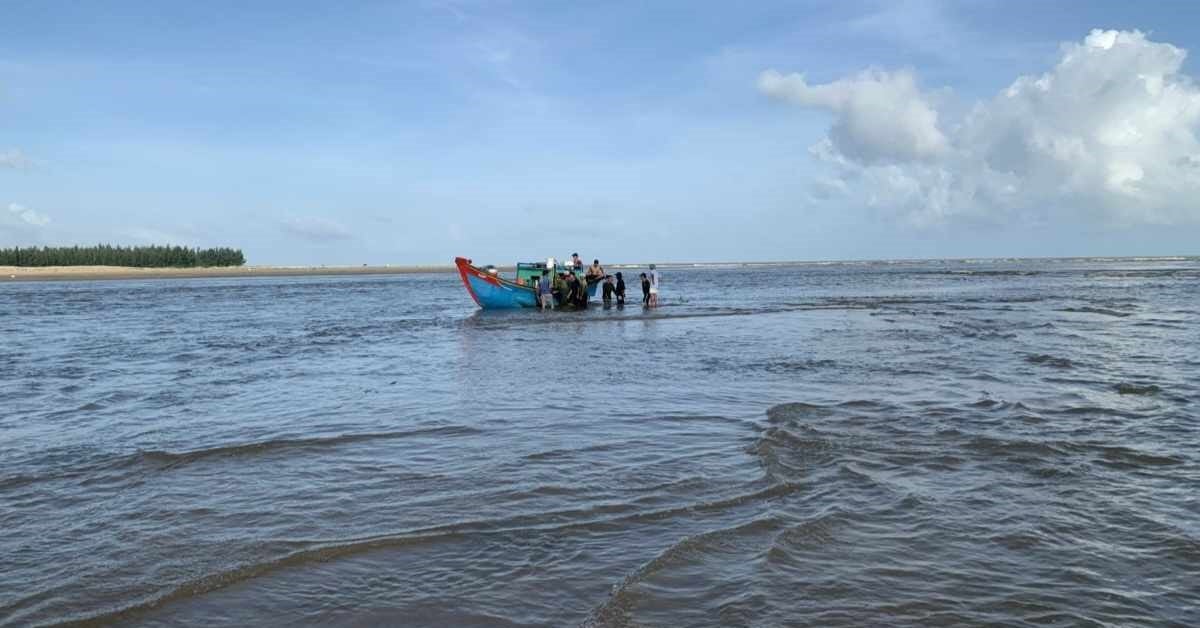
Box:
[1,258,1198,627]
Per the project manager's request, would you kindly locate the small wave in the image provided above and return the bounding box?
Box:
[1052,405,1142,418]
[1131,320,1187,330]
[611,482,804,527]
[963,436,1068,459]
[1025,354,1074,369]
[771,512,840,551]
[0,473,44,492]
[2,426,485,492]
[754,426,837,457]
[522,442,622,461]
[959,440,1188,471]
[931,270,1042,277]
[763,403,897,432]
[1113,382,1161,396]
[304,323,369,339]
[765,402,837,424]
[937,322,1018,340]
[967,398,1031,413]
[639,413,752,428]
[1030,465,1079,479]
[1058,307,1131,318]
[39,485,802,627]
[1075,444,1185,469]
[989,530,1045,551]
[135,425,482,469]
[757,358,838,374]
[749,427,839,480]
[582,516,784,628]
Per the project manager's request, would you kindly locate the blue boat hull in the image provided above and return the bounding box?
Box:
[464,268,538,308]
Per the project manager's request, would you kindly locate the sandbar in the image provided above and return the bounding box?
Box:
[0,265,458,282]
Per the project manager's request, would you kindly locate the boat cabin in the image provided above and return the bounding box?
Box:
[513,262,587,286]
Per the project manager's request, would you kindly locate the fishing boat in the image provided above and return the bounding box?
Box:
[455,256,600,309]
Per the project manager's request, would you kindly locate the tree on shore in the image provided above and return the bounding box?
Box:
[0,245,246,267]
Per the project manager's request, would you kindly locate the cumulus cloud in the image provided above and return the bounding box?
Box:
[760,29,1200,226]
[281,216,353,242]
[7,203,51,227]
[759,68,949,164]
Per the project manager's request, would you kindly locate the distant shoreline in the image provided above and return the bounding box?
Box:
[2,255,1196,282]
[0,265,458,282]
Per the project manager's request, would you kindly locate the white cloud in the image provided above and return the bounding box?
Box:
[761,29,1200,226]
[7,202,51,227]
[758,68,949,164]
[281,216,354,242]
[0,149,31,169]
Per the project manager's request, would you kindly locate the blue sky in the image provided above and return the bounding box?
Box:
[3,0,1200,264]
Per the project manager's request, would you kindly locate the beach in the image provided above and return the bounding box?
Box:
[0,264,457,282]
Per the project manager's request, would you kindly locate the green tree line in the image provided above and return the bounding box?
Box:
[0,245,246,267]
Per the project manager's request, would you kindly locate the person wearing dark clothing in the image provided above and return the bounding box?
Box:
[565,273,583,307]
[640,272,650,305]
[552,272,568,306]
[614,272,626,306]
[601,276,615,305]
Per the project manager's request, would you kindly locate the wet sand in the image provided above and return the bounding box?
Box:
[0,264,457,282]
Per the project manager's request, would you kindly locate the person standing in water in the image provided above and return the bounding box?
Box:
[648,264,660,307]
[565,272,584,307]
[614,272,626,307]
[553,271,568,306]
[601,275,615,306]
[537,270,553,310]
[640,272,650,306]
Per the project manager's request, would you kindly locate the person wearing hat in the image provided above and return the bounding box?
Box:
[648,263,660,307]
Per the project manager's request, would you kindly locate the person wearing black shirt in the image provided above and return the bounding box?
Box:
[565,273,586,307]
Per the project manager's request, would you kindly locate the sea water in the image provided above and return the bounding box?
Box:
[1,258,1198,627]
